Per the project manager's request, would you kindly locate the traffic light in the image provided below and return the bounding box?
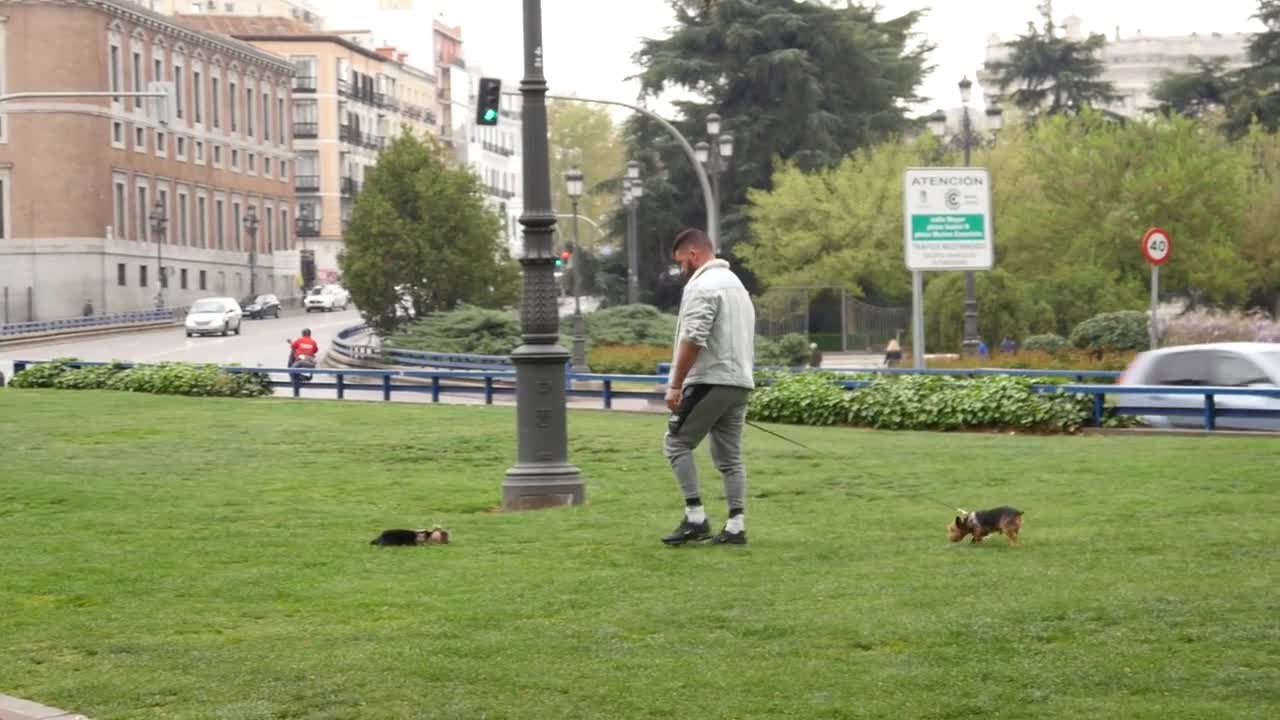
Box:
[556,250,571,268]
[476,77,501,126]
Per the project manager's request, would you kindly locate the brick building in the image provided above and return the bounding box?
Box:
[0,0,297,322]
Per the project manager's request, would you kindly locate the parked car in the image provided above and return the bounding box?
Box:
[185,297,243,337]
[304,285,351,312]
[241,294,281,319]
[1115,342,1280,431]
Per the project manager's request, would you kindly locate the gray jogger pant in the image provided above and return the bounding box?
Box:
[664,384,751,510]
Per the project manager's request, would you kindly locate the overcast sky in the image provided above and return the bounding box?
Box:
[313,0,1265,117]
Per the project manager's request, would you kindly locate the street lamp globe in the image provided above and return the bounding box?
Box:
[706,112,721,137]
[631,179,644,199]
[564,166,584,199]
[625,160,640,180]
[695,140,710,165]
[958,75,973,104]
[622,181,633,206]
[985,103,1004,132]
[928,109,948,138]
[243,206,259,233]
[718,131,734,159]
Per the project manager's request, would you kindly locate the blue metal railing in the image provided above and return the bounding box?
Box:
[9,359,1280,432]
[655,362,1122,383]
[1,308,180,338]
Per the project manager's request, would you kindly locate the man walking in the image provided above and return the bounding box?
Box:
[662,228,756,546]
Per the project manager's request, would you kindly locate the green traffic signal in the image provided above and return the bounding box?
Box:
[483,109,498,122]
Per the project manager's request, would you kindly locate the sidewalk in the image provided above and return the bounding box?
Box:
[0,693,90,720]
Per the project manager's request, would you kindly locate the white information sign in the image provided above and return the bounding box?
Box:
[903,167,994,271]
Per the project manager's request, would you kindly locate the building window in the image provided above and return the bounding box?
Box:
[109,41,122,103]
[156,130,167,157]
[233,201,242,250]
[136,181,149,242]
[135,126,146,151]
[246,84,255,137]
[112,121,124,147]
[229,79,238,132]
[263,90,271,142]
[213,144,222,167]
[265,205,274,249]
[280,159,288,180]
[176,136,186,160]
[117,263,127,287]
[195,140,205,164]
[178,191,190,245]
[264,156,272,178]
[0,172,6,240]
[215,198,225,248]
[113,175,128,240]
[173,58,184,120]
[197,195,208,248]
[248,152,256,174]
[199,269,207,291]
[231,148,240,171]
[291,56,316,90]
[156,186,169,247]
[132,49,144,110]
[154,55,163,89]
[180,268,189,290]
[212,76,221,129]
[280,208,289,250]
[140,264,149,287]
[278,96,286,144]
[193,69,203,124]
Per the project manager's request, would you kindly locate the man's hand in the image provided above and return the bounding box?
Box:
[666,386,682,412]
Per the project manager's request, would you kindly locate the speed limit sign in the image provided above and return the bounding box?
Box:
[1141,227,1172,266]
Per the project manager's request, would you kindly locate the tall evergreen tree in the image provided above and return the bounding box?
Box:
[617,0,932,300]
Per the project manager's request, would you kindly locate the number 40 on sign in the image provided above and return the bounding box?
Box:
[1142,227,1172,266]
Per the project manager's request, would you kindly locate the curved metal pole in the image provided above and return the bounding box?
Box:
[521,93,719,253]
[554,213,606,239]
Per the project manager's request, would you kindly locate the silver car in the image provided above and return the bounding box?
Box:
[1116,342,1280,431]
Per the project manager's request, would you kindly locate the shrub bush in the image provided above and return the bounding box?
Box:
[748,372,1093,433]
[584,304,676,345]
[9,360,272,398]
[757,333,812,368]
[386,305,522,356]
[588,345,671,375]
[1069,310,1150,356]
[1022,333,1068,355]
[927,349,1135,373]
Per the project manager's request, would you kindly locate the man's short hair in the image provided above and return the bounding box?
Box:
[672,228,713,255]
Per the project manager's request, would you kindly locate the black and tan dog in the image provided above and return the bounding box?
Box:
[947,506,1023,546]
[371,526,450,546]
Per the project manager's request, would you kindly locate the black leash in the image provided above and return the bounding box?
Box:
[744,420,815,450]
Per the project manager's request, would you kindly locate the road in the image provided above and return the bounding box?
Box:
[0,308,663,413]
[0,308,363,378]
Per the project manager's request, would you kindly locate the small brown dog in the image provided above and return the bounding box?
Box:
[371,526,450,546]
[947,506,1023,546]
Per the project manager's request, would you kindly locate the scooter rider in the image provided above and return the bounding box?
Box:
[288,328,319,366]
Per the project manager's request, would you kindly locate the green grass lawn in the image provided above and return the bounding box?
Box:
[2,391,1278,720]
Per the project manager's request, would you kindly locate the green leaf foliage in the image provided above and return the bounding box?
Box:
[748,372,1092,434]
[1069,311,1151,356]
[339,129,519,336]
[9,359,272,398]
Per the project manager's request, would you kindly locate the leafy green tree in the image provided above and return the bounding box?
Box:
[924,269,1056,351]
[626,0,933,260]
[548,100,624,251]
[1227,1,1280,135]
[986,2,1118,117]
[1151,58,1238,118]
[339,130,519,335]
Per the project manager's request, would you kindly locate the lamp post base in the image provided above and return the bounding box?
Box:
[501,342,585,511]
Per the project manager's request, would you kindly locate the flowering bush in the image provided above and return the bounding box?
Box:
[1161,306,1280,346]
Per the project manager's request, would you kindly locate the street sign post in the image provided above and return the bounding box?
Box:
[903,167,995,368]
[1142,227,1172,349]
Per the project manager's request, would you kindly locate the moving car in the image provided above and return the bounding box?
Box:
[185,297,243,337]
[304,285,351,312]
[1115,342,1280,431]
[241,294,281,319]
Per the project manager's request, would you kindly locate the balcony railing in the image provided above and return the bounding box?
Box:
[482,140,515,157]
[293,122,319,139]
[484,185,516,200]
[341,177,362,197]
[339,124,359,144]
[294,76,316,92]
[296,218,322,237]
[295,175,320,193]
[338,79,378,106]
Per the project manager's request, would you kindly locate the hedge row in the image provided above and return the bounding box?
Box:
[747,372,1101,434]
[8,359,273,398]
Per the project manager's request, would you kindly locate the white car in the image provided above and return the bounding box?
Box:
[185,297,243,337]
[304,285,351,312]
[1116,342,1280,431]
